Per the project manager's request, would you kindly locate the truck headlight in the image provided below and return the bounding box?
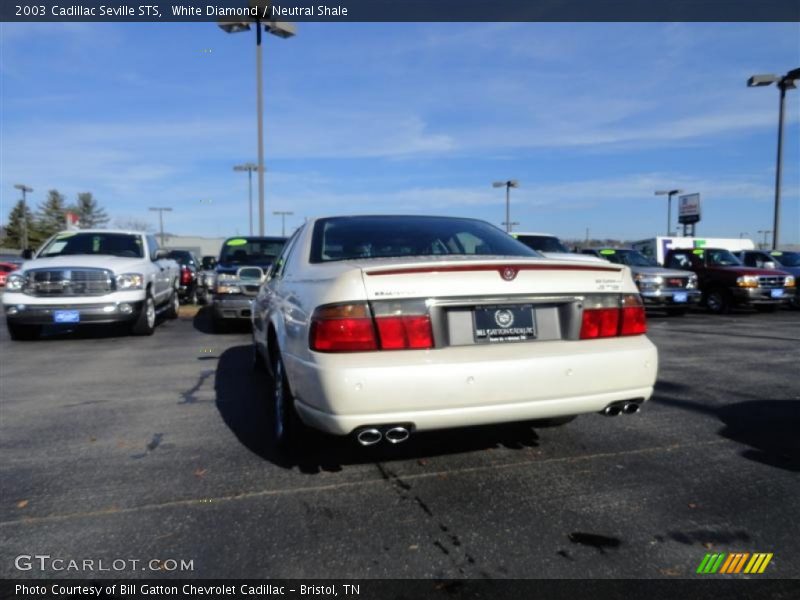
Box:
[634,274,663,288]
[786,276,796,288]
[116,273,144,290]
[6,272,25,291]
[736,275,759,288]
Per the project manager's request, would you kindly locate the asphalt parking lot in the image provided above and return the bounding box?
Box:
[1,304,798,579]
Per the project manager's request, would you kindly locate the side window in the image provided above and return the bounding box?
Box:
[743,253,757,267]
[667,253,690,270]
[146,236,159,260]
[272,228,303,279]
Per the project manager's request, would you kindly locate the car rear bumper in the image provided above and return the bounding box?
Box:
[285,335,659,435]
[212,295,253,319]
[3,301,143,325]
[731,287,792,305]
[640,289,702,306]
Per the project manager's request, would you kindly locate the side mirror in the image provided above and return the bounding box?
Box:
[21,248,34,260]
[153,249,169,260]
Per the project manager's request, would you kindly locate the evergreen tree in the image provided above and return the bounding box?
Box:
[2,199,40,248]
[36,190,68,238]
[72,192,109,228]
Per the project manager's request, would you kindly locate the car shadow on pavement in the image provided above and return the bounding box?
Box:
[214,345,543,474]
[652,382,800,472]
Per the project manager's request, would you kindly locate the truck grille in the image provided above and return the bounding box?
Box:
[664,277,687,289]
[25,268,114,297]
[758,276,785,288]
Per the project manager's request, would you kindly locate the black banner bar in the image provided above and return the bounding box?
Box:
[2,580,800,600]
[1,0,799,23]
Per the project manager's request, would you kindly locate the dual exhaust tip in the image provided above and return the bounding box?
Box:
[356,425,411,446]
[602,400,641,416]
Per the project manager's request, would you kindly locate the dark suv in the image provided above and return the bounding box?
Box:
[664,247,795,314]
[211,236,286,331]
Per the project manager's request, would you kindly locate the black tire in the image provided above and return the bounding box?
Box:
[705,289,731,315]
[754,304,778,313]
[131,293,156,335]
[270,351,306,451]
[529,416,577,428]
[790,295,800,310]
[165,290,180,320]
[666,307,688,317]
[7,322,41,341]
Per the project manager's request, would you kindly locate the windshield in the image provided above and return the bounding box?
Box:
[38,232,144,259]
[772,251,800,267]
[601,249,656,267]
[311,216,540,263]
[219,238,286,265]
[706,249,741,266]
[514,235,570,253]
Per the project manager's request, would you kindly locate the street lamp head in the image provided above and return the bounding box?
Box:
[265,21,296,38]
[218,19,251,33]
[747,74,779,87]
[493,180,519,188]
[234,163,263,172]
[655,189,683,196]
[508,180,519,188]
[14,184,33,193]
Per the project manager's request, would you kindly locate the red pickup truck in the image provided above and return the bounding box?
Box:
[664,247,795,314]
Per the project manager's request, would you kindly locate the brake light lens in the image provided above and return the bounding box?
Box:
[310,302,434,352]
[375,315,434,350]
[180,265,192,285]
[310,303,378,352]
[580,294,647,339]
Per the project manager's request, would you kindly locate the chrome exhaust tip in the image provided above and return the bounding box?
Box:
[384,426,410,444]
[603,405,622,417]
[356,428,382,446]
[622,402,640,415]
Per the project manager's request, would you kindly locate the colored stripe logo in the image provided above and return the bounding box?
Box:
[696,553,773,574]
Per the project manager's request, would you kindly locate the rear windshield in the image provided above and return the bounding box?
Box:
[310,216,539,263]
[602,250,655,267]
[166,251,195,266]
[219,238,286,265]
[514,235,569,254]
[39,232,144,259]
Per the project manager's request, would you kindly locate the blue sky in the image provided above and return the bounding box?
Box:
[1,22,799,243]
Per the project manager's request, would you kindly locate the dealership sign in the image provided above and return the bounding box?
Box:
[678,193,701,224]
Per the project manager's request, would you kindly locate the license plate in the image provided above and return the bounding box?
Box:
[771,289,783,298]
[53,310,80,323]
[474,304,535,342]
[672,292,688,303]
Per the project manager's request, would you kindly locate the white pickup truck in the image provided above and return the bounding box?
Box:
[3,230,180,340]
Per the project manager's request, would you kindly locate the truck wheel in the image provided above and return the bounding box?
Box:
[270,351,306,452]
[7,322,41,341]
[706,289,731,315]
[165,290,180,320]
[131,294,156,335]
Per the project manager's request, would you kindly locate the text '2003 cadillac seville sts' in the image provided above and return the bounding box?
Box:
[252,216,659,449]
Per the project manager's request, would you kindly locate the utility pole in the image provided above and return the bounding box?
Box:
[234,163,261,235]
[273,211,294,237]
[13,184,33,249]
[149,207,173,247]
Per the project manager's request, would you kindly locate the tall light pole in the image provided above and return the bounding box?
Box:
[13,184,33,249]
[493,180,519,233]
[219,4,296,237]
[757,229,773,250]
[748,67,800,250]
[149,207,173,247]
[273,210,294,237]
[234,162,261,235]
[654,189,683,236]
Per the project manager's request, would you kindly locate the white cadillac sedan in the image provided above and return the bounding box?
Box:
[252,215,658,449]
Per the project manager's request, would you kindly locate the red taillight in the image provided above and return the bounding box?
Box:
[580,308,620,339]
[375,315,434,350]
[310,303,434,352]
[180,266,192,285]
[580,294,647,339]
